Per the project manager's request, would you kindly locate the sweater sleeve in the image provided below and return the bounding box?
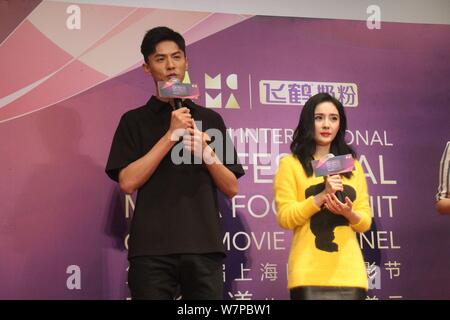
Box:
[349,160,372,233]
[274,156,321,230]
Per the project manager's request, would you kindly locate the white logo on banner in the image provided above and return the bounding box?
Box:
[259,80,358,107]
[205,73,240,109]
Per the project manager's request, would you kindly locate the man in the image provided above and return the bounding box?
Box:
[105,26,244,299]
[436,141,450,215]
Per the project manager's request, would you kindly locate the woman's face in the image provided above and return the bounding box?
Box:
[314,101,340,147]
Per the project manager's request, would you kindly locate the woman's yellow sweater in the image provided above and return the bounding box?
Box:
[274,154,372,289]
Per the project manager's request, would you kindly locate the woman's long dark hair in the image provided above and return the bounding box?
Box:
[290,92,356,178]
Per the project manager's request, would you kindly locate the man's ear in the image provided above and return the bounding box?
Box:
[142,62,151,75]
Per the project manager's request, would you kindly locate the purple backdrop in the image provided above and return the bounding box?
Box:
[1,11,449,299]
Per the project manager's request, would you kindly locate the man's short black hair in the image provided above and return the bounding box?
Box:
[141,26,186,63]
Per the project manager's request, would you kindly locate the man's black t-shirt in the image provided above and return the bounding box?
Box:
[105,96,244,258]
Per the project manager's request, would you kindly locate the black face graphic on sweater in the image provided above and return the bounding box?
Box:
[305,183,356,252]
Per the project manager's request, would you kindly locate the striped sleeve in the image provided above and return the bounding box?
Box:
[436,141,450,201]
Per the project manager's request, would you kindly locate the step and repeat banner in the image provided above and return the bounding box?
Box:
[1,1,449,299]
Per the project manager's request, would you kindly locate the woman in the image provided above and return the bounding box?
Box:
[274,92,371,300]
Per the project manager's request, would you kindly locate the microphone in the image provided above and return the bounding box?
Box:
[311,153,355,203]
[157,78,200,110]
[325,153,345,202]
[174,98,183,110]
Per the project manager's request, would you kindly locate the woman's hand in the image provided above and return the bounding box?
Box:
[324,174,343,194]
[324,193,361,224]
[324,193,352,216]
[313,175,343,207]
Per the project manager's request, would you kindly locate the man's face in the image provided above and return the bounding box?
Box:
[143,40,187,84]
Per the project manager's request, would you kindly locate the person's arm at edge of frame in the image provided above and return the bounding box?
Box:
[436,142,450,215]
[437,198,450,215]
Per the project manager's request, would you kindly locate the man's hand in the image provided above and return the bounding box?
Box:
[168,107,194,141]
[182,125,212,162]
